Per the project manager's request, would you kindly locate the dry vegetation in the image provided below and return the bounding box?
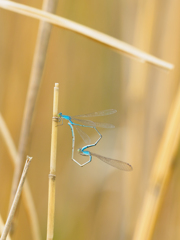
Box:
[0,0,179,240]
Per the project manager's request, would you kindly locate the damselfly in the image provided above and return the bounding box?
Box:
[78,145,133,171]
[58,109,117,164]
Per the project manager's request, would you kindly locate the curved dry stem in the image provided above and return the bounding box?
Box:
[0,113,41,240]
[0,0,174,70]
[132,86,180,240]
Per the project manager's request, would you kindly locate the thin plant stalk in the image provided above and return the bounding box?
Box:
[132,85,180,240]
[0,216,11,240]
[46,83,59,240]
[0,0,174,70]
[8,0,58,234]
[0,113,41,240]
[0,156,32,240]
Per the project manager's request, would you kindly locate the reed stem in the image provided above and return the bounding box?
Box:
[0,0,174,70]
[8,1,58,235]
[0,215,11,240]
[46,83,59,240]
[0,156,32,240]
[0,113,41,240]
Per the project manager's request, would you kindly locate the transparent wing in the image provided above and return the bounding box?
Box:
[73,109,117,118]
[91,152,133,171]
[75,125,91,144]
[71,118,115,128]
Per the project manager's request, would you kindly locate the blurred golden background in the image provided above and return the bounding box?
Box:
[0,0,179,240]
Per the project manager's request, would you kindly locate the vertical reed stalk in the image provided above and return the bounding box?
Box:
[0,156,32,240]
[46,83,59,240]
[9,1,58,231]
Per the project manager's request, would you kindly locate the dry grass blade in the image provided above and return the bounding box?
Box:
[0,0,174,70]
[1,156,32,240]
[0,113,41,240]
[132,85,180,240]
[46,83,59,240]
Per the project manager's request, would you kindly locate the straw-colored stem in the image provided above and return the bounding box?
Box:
[0,113,41,240]
[0,156,32,240]
[0,0,174,70]
[0,216,11,240]
[8,0,58,234]
[46,83,59,240]
[132,85,180,240]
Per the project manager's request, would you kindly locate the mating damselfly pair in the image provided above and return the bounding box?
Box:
[58,109,133,171]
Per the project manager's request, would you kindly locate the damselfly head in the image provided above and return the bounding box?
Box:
[57,113,62,122]
[55,113,63,125]
[77,148,82,153]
